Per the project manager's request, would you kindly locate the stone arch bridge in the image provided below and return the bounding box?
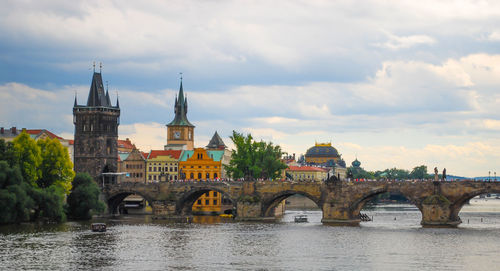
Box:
[103,180,500,227]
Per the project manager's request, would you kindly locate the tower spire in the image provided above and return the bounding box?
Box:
[74,91,78,107]
[116,91,120,108]
[166,74,194,127]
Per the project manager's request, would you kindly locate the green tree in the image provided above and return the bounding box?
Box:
[0,161,34,224]
[225,131,287,180]
[37,138,74,195]
[11,132,41,187]
[30,186,66,222]
[67,173,105,220]
[410,165,429,179]
[348,166,375,179]
[0,139,17,166]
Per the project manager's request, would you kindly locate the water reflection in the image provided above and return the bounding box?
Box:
[1,202,500,270]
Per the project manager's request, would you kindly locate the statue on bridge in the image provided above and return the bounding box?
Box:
[434,167,439,182]
[442,168,446,181]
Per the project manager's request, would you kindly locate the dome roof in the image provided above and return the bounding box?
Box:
[352,159,361,167]
[305,143,339,158]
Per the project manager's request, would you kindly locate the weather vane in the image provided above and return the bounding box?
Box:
[93,61,96,72]
[180,72,183,81]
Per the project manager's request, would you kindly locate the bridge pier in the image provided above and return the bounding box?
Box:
[420,194,461,227]
[235,201,276,221]
[321,202,360,226]
[151,201,177,219]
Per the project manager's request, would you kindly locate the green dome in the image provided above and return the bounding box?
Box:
[352,159,361,167]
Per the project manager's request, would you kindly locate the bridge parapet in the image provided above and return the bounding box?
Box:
[102,180,500,227]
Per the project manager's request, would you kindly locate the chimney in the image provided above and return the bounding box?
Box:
[11,127,16,134]
[0,127,4,134]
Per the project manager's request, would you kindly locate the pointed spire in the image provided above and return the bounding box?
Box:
[86,68,112,107]
[166,75,194,127]
[116,95,120,108]
[74,93,78,107]
[178,79,185,107]
[206,131,226,150]
[105,90,111,106]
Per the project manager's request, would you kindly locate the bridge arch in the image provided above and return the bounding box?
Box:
[350,188,422,219]
[107,190,156,215]
[175,187,236,216]
[261,190,322,217]
[450,187,500,221]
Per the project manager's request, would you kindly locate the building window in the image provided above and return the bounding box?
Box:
[214,173,218,178]
[148,175,151,180]
[213,191,217,197]
[197,200,202,205]
[198,173,202,179]
[213,200,217,205]
[149,167,152,171]
[206,173,210,179]
[205,192,209,196]
[190,173,194,179]
[153,167,156,172]
[205,200,210,205]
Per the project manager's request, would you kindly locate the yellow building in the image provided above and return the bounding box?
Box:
[146,150,182,183]
[179,148,225,214]
[286,166,329,181]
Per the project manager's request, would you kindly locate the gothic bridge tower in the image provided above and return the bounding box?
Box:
[164,79,195,150]
[73,71,120,183]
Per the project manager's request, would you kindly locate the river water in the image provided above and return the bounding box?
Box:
[1,199,500,271]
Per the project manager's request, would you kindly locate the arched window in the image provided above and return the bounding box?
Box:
[190,173,194,179]
[198,173,202,179]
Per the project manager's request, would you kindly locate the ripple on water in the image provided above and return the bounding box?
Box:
[1,206,500,270]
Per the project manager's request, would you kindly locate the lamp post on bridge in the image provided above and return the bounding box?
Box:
[489,171,491,182]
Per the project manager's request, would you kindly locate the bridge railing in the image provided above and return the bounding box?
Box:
[110,178,491,187]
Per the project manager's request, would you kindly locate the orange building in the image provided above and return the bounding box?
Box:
[179,148,224,214]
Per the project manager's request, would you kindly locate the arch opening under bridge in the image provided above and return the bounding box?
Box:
[176,187,237,216]
[262,190,322,217]
[107,191,155,215]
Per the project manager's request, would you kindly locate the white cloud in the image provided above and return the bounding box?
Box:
[118,122,167,152]
[375,32,436,50]
[3,0,500,72]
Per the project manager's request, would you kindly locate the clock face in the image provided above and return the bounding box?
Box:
[173,131,181,139]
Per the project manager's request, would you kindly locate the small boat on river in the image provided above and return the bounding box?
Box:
[294,215,308,223]
[91,223,107,232]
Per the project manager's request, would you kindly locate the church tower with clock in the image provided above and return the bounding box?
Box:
[164,79,195,150]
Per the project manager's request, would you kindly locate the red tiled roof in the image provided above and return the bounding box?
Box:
[141,152,148,159]
[25,129,63,139]
[147,150,182,159]
[117,139,134,149]
[68,140,74,145]
[287,166,329,172]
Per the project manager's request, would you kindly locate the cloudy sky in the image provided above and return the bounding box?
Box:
[1,0,499,177]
